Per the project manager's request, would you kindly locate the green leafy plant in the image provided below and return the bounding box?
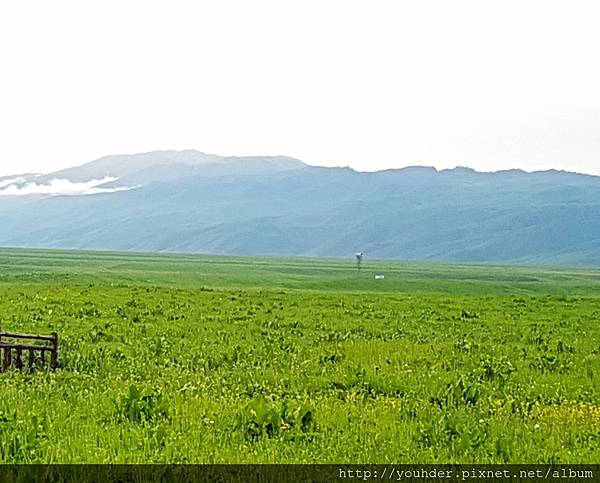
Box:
[116,385,169,424]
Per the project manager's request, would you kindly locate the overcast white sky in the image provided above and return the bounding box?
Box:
[1,0,599,177]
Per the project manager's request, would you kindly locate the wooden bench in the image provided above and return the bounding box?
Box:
[0,331,59,372]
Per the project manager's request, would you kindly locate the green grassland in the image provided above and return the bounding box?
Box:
[0,248,599,463]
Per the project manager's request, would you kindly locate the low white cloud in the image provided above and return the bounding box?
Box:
[0,177,139,197]
[0,177,27,189]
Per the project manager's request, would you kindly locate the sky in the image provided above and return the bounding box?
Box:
[1,0,599,177]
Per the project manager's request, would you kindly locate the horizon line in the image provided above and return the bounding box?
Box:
[1,148,598,179]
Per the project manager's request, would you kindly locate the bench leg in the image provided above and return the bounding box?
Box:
[2,348,11,372]
[15,349,23,370]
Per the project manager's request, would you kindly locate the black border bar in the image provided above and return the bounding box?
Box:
[0,465,598,483]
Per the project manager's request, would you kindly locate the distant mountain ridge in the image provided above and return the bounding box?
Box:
[1,150,599,266]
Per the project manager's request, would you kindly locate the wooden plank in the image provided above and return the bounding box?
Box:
[0,343,53,351]
[15,349,23,370]
[51,332,59,370]
[0,332,55,342]
[1,347,9,372]
[28,349,35,370]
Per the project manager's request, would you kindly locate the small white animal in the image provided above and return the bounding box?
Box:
[374,274,385,280]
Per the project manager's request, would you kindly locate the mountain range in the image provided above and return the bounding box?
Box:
[1,150,599,266]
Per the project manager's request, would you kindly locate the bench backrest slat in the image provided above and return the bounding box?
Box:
[0,332,55,342]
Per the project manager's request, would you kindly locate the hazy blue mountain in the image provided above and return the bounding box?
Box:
[1,150,599,266]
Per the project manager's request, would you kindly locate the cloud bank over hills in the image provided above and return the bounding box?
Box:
[0,176,139,197]
[1,150,599,266]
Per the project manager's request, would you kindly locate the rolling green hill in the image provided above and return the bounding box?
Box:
[2,248,600,296]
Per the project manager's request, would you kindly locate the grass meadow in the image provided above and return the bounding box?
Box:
[0,248,599,463]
